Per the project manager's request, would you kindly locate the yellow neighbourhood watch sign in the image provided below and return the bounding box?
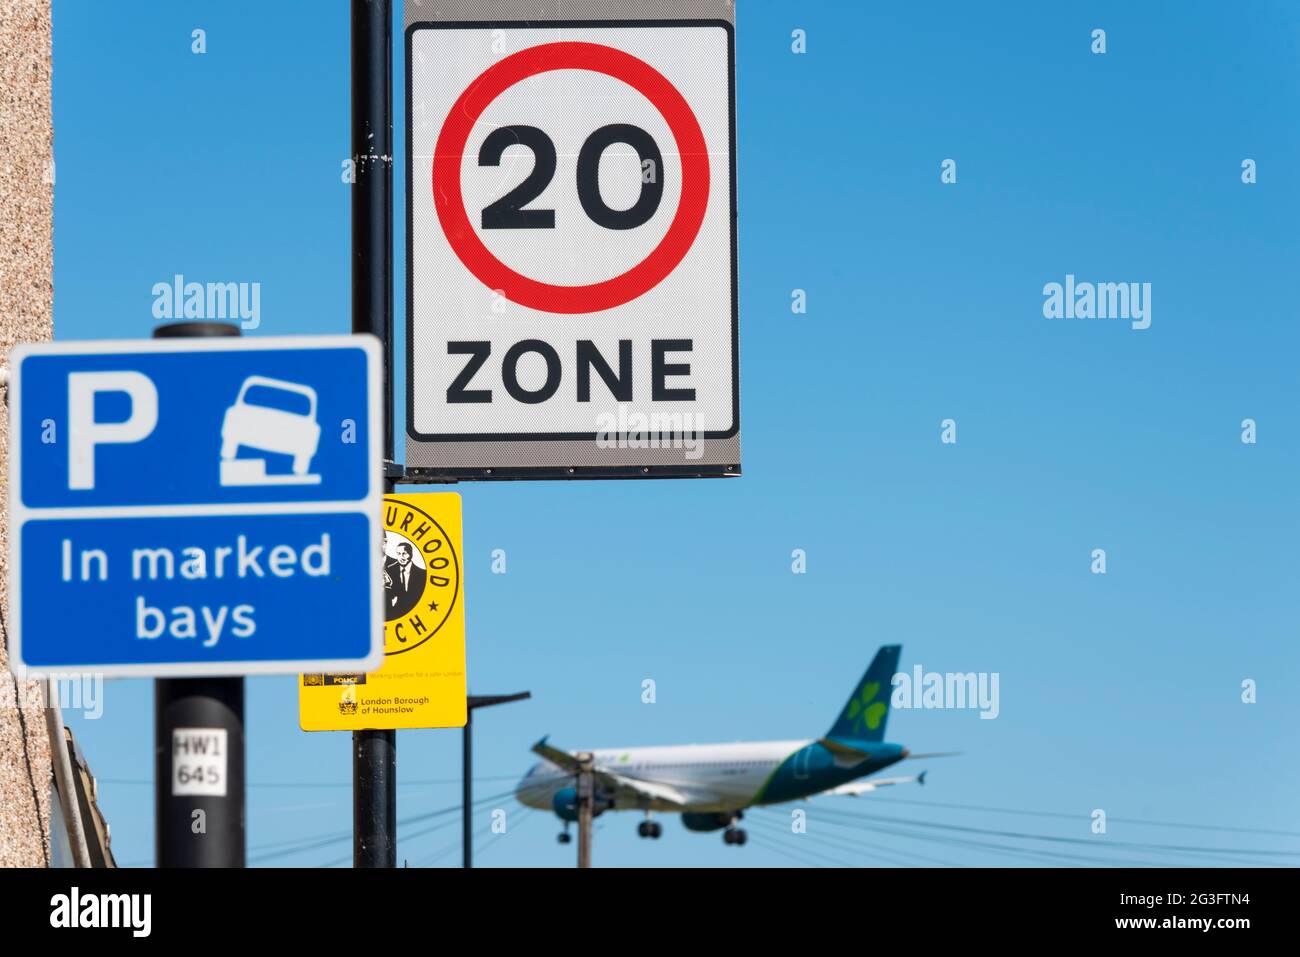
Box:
[299,493,466,730]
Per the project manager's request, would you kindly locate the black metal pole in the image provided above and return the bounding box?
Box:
[153,320,244,868]
[461,693,530,868]
[352,0,393,456]
[462,710,472,869]
[351,0,396,869]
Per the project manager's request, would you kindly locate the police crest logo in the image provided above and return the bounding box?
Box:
[381,498,459,652]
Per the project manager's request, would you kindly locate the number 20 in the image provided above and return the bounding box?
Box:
[478,124,664,231]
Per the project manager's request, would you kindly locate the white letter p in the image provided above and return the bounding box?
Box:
[68,371,158,489]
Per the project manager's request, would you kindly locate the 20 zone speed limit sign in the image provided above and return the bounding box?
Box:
[405,2,739,479]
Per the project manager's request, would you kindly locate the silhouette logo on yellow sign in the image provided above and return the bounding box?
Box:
[381,498,459,656]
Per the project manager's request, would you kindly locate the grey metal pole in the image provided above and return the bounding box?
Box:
[351,0,396,869]
[462,709,472,868]
[153,320,245,868]
[43,680,90,868]
[576,751,594,869]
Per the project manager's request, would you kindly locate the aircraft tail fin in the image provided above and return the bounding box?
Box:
[826,644,901,742]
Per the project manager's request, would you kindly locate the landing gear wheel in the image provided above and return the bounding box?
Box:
[724,827,747,846]
[637,821,651,838]
[638,819,664,839]
[649,821,662,839]
[557,832,572,844]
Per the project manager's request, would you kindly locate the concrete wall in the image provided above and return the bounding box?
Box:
[0,0,53,868]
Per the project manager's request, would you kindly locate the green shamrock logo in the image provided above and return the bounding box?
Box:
[844,681,887,735]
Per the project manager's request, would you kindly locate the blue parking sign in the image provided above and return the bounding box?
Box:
[6,335,385,677]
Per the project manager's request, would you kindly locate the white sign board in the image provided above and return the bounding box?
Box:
[171,728,228,797]
[405,2,739,478]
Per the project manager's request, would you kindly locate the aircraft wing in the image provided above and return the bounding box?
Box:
[531,737,691,807]
[600,772,689,807]
[531,736,583,774]
[822,771,927,796]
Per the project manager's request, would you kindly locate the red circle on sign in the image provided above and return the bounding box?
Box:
[432,41,711,315]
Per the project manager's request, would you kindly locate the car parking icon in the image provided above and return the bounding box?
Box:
[219,375,323,487]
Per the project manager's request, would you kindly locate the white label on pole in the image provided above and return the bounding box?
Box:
[171,727,228,797]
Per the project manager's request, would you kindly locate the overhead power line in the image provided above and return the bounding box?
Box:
[98,774,522,789]
[804,803,1297,865]
[867,794,1300,839]
[248,785,522,864]
[750,808,957,868]
[746,812,917,868]
[786,806,1194,868]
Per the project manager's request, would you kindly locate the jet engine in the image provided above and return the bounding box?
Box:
[551,786,612,823]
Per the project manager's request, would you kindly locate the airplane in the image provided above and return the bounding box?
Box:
[515,645,952,846]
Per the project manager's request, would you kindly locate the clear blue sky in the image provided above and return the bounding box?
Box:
[50,0,1300,868]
